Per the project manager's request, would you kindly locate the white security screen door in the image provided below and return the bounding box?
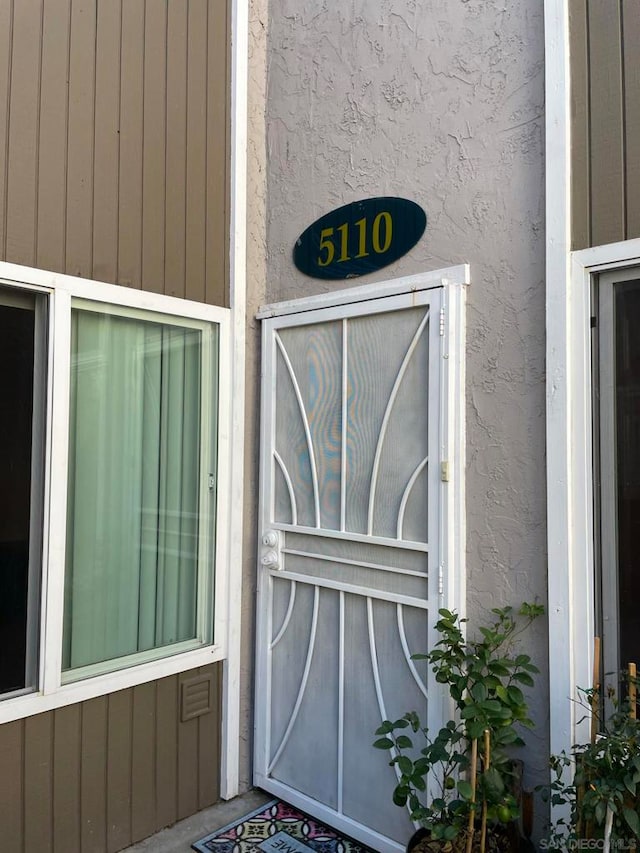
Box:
[254,274,465,853]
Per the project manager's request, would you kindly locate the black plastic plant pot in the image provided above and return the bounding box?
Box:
[406,827,431,853]
[405,823,534,853]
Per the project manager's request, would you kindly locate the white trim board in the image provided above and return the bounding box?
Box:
[544,0,587,767]
[256,265,470,319]
[0,646,226,724]
[220,0,249,801]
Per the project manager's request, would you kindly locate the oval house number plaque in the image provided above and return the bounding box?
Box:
[293,197,427,280]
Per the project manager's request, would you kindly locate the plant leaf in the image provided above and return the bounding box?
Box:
[471,682,488,703]
[397,756,413,776]
[393,786,408,807]
[624,808,640,837]
[466,721,485,740]
[411,773,427,791]
[457,780,473,800]
[507,686,525,704]
[373,737,394,750]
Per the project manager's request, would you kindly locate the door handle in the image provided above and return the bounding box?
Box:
[261,550,280,569]
[261,530,282,570]
[262,531,279,548]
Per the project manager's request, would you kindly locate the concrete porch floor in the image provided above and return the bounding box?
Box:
[122,789,273,853]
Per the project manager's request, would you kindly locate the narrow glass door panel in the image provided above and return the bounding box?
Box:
[597,272,640,685]
[614,281,640,671]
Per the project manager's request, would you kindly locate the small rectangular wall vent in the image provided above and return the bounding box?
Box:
[180,673,214,722]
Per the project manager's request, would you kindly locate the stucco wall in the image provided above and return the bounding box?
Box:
[255,0,549,811]
[258,0,547,781]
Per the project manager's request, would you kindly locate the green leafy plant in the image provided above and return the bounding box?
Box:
[540,679,640,852]
[373,602,544,850]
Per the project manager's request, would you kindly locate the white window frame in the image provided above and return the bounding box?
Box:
[60,299,217,683]
[0,261,231,724]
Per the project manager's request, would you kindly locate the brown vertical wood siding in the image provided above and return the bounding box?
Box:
[570,0,640,249]
[0,1,230,850]
[0,0,229,305]
[0,665,222,853]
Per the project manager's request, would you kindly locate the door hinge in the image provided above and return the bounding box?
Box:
[439,306,445,336]
[438,564,444,595]
[441,461,450,482]
[208,473,216,491]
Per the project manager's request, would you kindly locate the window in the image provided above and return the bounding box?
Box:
[0,267,229,718]
[594,267,640,685]
[63,303,217,678]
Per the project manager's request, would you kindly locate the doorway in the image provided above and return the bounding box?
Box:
[254,273,466,853]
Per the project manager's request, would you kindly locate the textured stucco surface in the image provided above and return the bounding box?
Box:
[247,0,548,833]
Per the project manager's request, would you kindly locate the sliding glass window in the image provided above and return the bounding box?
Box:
[62,302,218,678]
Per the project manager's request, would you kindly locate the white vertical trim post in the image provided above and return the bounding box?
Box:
[220,0,249,800]
[544,0,593,763]
[442,280,467,625]
[545,0,573,760]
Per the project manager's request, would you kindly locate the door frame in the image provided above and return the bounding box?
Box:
[253,267,468,850]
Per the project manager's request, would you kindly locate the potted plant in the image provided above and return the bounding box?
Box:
[374,602,544,852]
[541,670,640,853]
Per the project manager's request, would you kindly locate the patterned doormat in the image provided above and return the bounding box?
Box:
[192,798,377,853]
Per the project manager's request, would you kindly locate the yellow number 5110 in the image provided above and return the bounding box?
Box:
[317,212,392,267]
